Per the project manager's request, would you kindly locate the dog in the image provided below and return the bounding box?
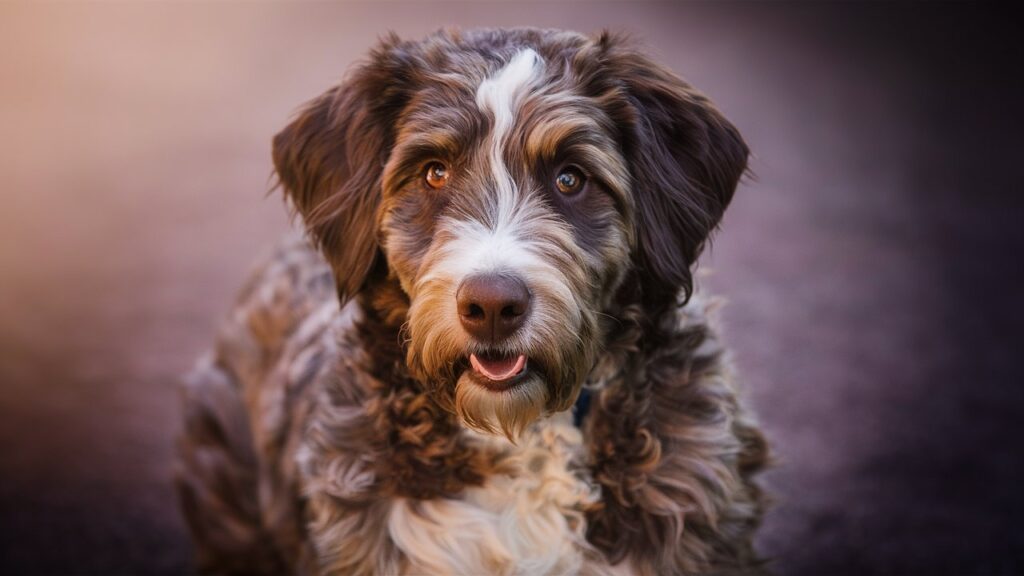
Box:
[176,27,769,575]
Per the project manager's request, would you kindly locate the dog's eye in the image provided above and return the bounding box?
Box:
[424,162,450,189]
[555,167,585,195]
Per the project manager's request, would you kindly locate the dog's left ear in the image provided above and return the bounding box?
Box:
[273,36,414,305]
[600,36,749,310]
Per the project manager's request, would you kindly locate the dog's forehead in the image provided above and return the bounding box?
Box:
[404,46,554,127]
[400,44,613,159]
[474,48,544,125]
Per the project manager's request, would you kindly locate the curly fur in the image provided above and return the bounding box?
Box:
[176,27,769,575]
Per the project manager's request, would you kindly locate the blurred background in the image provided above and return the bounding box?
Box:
[1,2,1021,574]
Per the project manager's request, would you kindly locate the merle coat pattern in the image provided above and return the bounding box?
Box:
[176,27,768,576]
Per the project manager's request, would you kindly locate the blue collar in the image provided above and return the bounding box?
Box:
[572,387,593,428]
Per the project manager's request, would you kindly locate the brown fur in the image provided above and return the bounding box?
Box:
[585,297,768,574]
[177,27,769,575]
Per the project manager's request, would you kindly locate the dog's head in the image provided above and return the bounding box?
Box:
[273,28,747,438]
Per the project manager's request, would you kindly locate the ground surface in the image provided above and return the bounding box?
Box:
[1,3,1021,575]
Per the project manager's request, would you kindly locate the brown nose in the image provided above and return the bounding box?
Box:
[457,274,530,343]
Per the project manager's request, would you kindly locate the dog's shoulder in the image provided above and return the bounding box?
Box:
[205,235,338,390]
[232,235,336,353]
[178,234,344,571]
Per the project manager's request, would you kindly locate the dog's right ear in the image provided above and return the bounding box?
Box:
[273,37,413,305]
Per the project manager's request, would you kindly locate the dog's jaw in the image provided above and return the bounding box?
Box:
[454,368,549,440]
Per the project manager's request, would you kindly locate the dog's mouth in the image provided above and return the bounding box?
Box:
[466,350,529,392]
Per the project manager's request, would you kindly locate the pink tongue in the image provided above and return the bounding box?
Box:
[470,353,527,381]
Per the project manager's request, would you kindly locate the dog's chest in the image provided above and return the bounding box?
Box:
[385,413,606,575]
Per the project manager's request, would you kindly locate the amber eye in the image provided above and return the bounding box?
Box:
[555,167,585,195]
[424,162,449,189]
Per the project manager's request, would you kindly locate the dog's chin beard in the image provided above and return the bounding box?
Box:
[454,371,549,441]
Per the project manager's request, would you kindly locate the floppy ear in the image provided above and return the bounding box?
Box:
[272,37,413,305]
[601,36,749,310]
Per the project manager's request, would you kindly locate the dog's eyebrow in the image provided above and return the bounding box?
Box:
[390,130,462,162]
[524,114,608,159]
[523,115,631,200]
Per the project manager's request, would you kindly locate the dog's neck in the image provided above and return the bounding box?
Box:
[352,275,410,383]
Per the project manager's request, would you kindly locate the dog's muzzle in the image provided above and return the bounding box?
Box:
[457,273,531,389]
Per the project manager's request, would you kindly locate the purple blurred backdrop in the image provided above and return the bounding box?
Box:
[1,2,1021,574]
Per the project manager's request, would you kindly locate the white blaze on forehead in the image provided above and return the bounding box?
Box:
[476,48,542,142]
[475,48,543,222]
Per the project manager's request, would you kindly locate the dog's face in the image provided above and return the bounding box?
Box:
[273,29,747,438]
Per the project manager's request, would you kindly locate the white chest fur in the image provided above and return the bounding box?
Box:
[385,412,612,575]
